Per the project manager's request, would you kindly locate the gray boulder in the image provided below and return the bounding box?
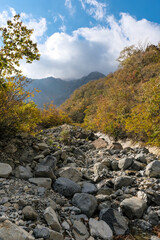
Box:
[99,208,128,235]
[89,218,113,240]
[41,155,57,170]
[15,166,33,180]
[33,224,63,240]
[145,160,160,178]
[44,207,61,232]
[22,206,37,220]
[120,197,146,219]
[29,178,52,189]
[114,176,134,190]
[0,163,12,178]
[53,177,81,198]
[72,193,97,217]
[35,165,55,179]
[118,157,133,170]
[58,167,82,182]
[82,182,98,194]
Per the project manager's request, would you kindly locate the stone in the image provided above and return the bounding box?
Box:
[0,163,12,178]
[22,206,37,220]
[82,182,97,194]
[44,207,61,232]
[72,220,89,240]
[72,193,97,217]
[99,208,128,235]
[0,220,35,240]
[93,162,108,175]
[150,236,160,240]
[14,166,33,180]
[145,160,160,177]
[118,157,133,170]
[120,197,147,219]
[41,155,57,170]
[92,138,108,149]
[58,167,82,182]
[131,161,145,171]
[89,218,113,240]
[29,178,52,189]
[135,153,147,163]
[33,224,63,240]
[108,142,123,150]
[37,142,49,150]
[53,177,81,198]
[114,176,134,190]
[35,165,56,179]
[111,160,119,171]
[4,144,17,153]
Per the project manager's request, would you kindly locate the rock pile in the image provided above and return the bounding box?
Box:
[0,124,160,239]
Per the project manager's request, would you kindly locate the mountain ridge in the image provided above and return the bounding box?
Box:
[28,71,105,107]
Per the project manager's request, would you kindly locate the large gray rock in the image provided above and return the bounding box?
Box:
[89,218,113,240]
[15,166,33,180]
[118,157,133,170]
[35,165,55,179]
[53,177,81,198]
[99,208,128,235]
[29,178,52,189]
[58,167,82,182]
[114,176,134,190]
[0,220,35,240]
[72,220,89,240]
[72,193,97,217]
[145,160,160,178]
[82,182,98,194]
[41,155,57,170]
[44,207,61,232]
[120,197,146,219]
[0,163,12,178]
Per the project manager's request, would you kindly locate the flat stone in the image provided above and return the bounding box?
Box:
[33,224,63,240]
[99,208,128,235]
[72,220,89,240]
[37,142,49,150]
[145,160,160,178]
[58,167,82,182]
[120,197,147,219]
[0,163,12,178]
[72,193,97,217]
[89,218,113,240]
[53,177,81,198]
[92,138,108,149]
[35,165,56,179]
[29,178,52,189]
[44,207,61,232]
[0,220,35,240]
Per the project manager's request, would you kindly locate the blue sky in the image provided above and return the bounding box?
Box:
[0,0,160,79]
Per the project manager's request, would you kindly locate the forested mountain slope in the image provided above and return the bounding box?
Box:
[61,44,160,146]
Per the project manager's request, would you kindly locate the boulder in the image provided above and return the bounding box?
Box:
[53,177,81,198]
[92,138,108,149]
[82,182,98,194]
[0,220,35,240]
[29,178,52,189]
[108,142,123,150]
[145,160,160,177]
[118,157,133,170]
[37,142,49,150]
[35,165,55,179]
[72,220,89,240]
[33,224,63,240]
[44,207,61,232]
[89,218,113,240]
[0,163,12,178]
[99,208,128,235]
[15,166,33,180]
[114,176,134,190]
[93,162,108,176]
[120,197,146,219]
[22,206,37,221]
[72,193,97,217]
[41,155,57,170]
[58,167,82,182]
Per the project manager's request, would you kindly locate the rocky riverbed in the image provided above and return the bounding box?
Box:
[0,124,160,240]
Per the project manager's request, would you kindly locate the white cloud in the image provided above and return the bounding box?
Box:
[65,0,75,15]
[80,0,107,21]
[21,13,160,79]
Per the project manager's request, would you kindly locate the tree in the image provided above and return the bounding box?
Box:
[0,14,40,136]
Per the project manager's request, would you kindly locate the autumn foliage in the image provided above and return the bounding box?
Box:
[61,44,160,146]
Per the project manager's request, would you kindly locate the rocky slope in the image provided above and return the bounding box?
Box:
[0,125,160,240]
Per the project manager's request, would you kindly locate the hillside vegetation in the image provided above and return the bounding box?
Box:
[61,44,160,146]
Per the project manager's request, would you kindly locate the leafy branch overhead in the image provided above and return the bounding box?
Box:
[0,14,40,79]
